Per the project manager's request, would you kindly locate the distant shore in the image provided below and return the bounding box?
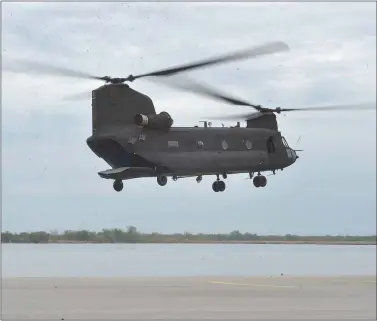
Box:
[4,240,376,245]
[2,227,376,245]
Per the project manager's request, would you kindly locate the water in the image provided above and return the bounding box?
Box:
[1,244,376,277]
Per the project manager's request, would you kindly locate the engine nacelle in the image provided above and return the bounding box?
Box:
[134,111,173,130]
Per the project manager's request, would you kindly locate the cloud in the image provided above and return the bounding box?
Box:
[1,2,376,235]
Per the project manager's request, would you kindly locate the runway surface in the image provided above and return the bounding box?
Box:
[2,276,376,319]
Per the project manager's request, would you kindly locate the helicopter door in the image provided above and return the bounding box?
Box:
[266,136,276,154]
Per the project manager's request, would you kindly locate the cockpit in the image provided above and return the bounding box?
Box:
[282,136,298,161]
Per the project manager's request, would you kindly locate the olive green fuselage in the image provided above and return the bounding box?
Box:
[86,125,297,179]
[87,83,298,180]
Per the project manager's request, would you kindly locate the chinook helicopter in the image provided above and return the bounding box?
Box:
[4,41,376,192]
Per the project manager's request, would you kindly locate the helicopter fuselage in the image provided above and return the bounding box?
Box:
[86,124,298,180]
[86,83,300,191]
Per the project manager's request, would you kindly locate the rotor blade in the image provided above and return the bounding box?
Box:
[209,102,376,120]
[3,57,104,81]
[281,102,376,112]
[151,76,263,112]
[130,41,289,80]
[62,90,92,101]
[210,112,260,120]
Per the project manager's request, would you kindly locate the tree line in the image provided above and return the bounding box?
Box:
[1,226,376,244]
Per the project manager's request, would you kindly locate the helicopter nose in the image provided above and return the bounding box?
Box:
[291,149,299,161]
[295,152,300,161]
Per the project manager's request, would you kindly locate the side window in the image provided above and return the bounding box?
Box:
[197,140,204,149]
[128,137,137,145]
[244,140,252,150]
[267,136,276,153]
[168,141,179,148]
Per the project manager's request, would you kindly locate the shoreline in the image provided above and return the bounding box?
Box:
[4,240,376,245]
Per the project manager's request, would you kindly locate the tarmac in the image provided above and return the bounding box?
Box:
[2,276,376,320]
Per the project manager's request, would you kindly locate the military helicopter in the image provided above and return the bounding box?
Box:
[4,41,375,192]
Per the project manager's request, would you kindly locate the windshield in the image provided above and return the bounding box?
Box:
[281,136,290,148]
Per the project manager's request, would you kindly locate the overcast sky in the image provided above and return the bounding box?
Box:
[2,2,376,235]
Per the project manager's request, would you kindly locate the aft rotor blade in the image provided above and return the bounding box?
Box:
[130,41,289,81]
[62,90,93,101]
[3,57,104,81]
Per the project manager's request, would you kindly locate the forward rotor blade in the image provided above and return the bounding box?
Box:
[210,112,261,120]
[210,102,376,121]
[282,102,376,112]
[130,41,289,80]
[152,76,263,112]
[3,57,104,81]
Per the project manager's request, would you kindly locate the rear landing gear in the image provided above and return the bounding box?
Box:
[212,180,226,192]
[212,174,226,192]
[157,175,168,186]
[113,179,123,192]
[253,175,267,188]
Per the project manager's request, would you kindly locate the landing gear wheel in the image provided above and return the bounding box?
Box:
[259,175,267,187]
[218,180,226,192]
[157,175,168,186]
[253,175,267,188]
[253,176,261,188]
[212,180,226,192]
[196,175,202,183]
[113,179,123,192]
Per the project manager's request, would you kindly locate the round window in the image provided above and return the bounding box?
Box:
[245,140,252,150]
[221,140,228,150]
[197,141,204,149]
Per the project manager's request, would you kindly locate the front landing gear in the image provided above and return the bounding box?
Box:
[113,179,123,192]
[253,175,267,188]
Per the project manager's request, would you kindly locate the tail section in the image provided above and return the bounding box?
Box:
[91,83,156,135]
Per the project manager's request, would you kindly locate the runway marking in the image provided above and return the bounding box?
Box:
[208,281,297,288]
[362,280,376,284]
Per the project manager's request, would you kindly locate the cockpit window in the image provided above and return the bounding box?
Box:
[282,137,289,148]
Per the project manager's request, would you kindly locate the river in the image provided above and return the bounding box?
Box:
[2,243,375,277]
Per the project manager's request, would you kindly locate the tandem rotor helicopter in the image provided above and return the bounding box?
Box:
[5,41,376,192]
